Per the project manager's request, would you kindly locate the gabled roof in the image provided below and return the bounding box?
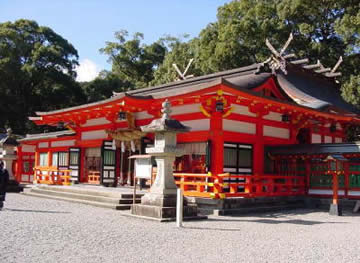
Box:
[31,59,359,121]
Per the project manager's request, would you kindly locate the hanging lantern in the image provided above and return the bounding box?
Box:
[215,100,224,112]
[118,111,127,120]
[330,124,337,133]
[281,114,290,122]
[57,122,65,129]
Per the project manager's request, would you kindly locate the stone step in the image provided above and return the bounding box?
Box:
[207,203,305,216]
[36,185,144,199]
[22,192,132,210]
[29,188,141,205]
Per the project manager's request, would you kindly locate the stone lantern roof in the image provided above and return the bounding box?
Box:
[140,100,190,133]
[0,128,19,147]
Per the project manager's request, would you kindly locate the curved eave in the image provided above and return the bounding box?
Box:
[220,78,359,123]
[35,93,126,116]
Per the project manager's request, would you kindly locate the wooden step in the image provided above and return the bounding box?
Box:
[36,185,144,199]
[29,188,141,205]
[22,192,133,210]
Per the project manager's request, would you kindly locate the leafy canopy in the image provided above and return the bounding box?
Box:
[0,19,86,133]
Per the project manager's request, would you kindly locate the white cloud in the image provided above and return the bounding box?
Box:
[75,59,100,82]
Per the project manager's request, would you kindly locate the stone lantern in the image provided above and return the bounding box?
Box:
[131,100,198,220]
[0,128,22,192]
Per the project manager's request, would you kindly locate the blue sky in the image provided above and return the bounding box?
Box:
[1,0,231,81]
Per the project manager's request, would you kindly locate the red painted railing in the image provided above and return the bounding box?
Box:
[174,172,305,199]
[34,167,72,186]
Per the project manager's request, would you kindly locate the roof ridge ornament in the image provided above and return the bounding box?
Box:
[264,33,294,75]
[172,58,194,81]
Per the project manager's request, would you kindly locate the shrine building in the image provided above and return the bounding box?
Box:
[14,41,360,203]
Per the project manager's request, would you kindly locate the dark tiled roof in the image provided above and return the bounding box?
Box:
[126,62,358,115]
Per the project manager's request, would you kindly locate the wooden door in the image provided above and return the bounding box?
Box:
[69,148,81,183]
[101,141,116,186]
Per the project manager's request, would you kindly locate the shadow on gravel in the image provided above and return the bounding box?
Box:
[206,218,345,225]
[4,208,71,214]
[184,226,242,232]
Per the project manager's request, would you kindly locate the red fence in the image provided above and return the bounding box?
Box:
[174,172,305,199]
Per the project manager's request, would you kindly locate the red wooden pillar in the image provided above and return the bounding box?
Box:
[344,162,349,198]
[305,159,311,194]
[253,119,264,176]
[16,146,23,183]
[210,111,223,175]
[333,172,339,205]
[210,111,223,195]
[79,147,86,182]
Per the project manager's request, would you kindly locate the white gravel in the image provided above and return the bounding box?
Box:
[1,193,360,263]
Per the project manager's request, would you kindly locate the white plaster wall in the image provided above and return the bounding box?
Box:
[348,191,360,196]
[309,189,345,195]
[263,112,282,122]
[171,104,201,115]
[51,140,76,147]
[135,111,153,120]
[324,136,332,143]
[181,119,210,131]
[82,117,110,127]
[223,119,256,134]
[335,137,343,143]
[38,142,49,148]
[232,105,256,117]
[312,134,322,143]
[22,145,36,153]
[81,130,108,140]
[263,126,290,139]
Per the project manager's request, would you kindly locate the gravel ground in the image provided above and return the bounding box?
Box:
[1,193,360,263]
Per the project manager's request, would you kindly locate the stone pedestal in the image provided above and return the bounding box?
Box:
[329,203,342,216]
[131,100,199,221]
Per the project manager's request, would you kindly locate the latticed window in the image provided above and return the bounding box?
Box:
[70,151,79,166]
[58,152,69,167]
[39,153,48,167]
[52,152,58,167]
[103,150,115,165]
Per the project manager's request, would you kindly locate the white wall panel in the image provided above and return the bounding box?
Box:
[181,119,210,131]
[335,137,343,143]
[38,142,49,148]
[171,104,201,115]
[82,117,110,127]
[81,130,108,140]
[312,134,322,143]
[263,126,289,139]
[223,119,256,134]
[263,112,282,122]
[232,105,256,117]
[135,111,153,120]
[51,140,75,147]
[22,145,36,153]
[324,136,332,143]
[309,189,344,195]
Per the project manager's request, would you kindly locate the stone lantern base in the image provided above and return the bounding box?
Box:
[329,203,342,216]
[131,192,198,221]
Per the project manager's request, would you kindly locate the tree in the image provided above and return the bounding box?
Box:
[0,19,86,134]
[100,30,167,88]
[81,71,133,103]
[150,0,359,104]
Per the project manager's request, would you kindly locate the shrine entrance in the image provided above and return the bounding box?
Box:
[107,129,146,186]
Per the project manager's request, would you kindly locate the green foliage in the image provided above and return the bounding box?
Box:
[100,30,166,89]
[80,71,133,103]
[0,19,86,134]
